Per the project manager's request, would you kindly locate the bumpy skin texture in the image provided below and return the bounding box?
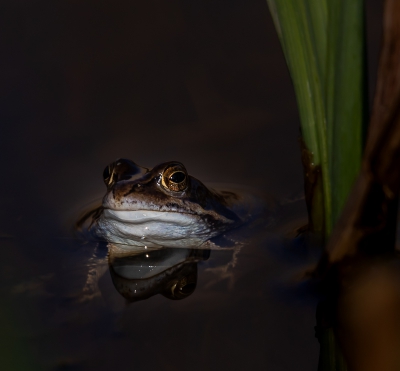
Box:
[95,159,244,248]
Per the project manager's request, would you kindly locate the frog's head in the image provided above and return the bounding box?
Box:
[102,159,192,211]
[96,159,241,247]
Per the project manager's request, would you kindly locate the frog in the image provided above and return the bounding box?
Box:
[90,158,265,248]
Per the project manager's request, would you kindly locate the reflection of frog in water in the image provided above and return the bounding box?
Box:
[80,243,238,303]
[86,159,265,248]
[108,245,210,302]
[68,243,211,304]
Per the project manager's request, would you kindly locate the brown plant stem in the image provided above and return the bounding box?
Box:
[319,0,400,268]
[301,138,325,236]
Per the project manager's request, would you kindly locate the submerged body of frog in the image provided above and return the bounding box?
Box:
[90,159,267,248]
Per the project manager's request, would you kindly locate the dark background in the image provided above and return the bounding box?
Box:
[0,1,384,370]
[0,0,383,238]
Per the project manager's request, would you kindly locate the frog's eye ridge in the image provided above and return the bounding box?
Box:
[103,166,111,185]
[162,165,188,192]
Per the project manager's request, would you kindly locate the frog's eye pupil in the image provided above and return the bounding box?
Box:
[170,171,186,184]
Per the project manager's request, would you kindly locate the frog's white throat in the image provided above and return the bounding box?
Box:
[96,209,233,248]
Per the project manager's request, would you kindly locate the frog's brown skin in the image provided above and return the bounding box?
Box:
[94,159,248,248]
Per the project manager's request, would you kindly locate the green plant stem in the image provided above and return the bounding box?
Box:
[326,0,366,225]
[266,0,366,237]
[267,0,331,235]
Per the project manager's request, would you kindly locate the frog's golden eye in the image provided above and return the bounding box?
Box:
[161,165,188,192]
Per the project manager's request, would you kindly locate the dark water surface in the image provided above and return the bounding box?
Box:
[1,199,319,371]
[0,0,383,370]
